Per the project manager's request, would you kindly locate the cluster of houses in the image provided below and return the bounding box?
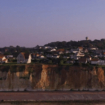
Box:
[0,45,105,65]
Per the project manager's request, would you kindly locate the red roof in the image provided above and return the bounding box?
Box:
[78,47,83,49]
[91,58,99,61]
[57,49,65,52]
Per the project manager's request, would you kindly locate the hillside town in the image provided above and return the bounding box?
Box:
[0,37,105,65]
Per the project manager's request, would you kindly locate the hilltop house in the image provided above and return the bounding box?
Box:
[77,47,83,51]
[57,49,65,54]
[91,58,105,65]
[91,58,99,65]
[53,54,60,58]
[89,47,98,51]
[71,49,79,54]
[74,52,85,60]
[17,52,31,63]
[0,54,8,63]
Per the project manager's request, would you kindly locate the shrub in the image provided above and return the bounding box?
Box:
[0,65,10,72]
[48,60,52,64]
[10,65,17,73]
[59,60,64,65]
[17,65,25,72]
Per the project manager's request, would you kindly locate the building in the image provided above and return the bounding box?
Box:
[17,52,31,63]
[91,58,99,65]
[0,54,8,63]
[86,37,89,40]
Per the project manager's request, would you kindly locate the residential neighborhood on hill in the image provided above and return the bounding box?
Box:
[1,38,105,65]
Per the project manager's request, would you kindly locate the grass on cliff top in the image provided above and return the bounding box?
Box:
[1,63,105,67]
[10,65,25,73]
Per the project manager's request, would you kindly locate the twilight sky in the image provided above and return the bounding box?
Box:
[0,0,105,47]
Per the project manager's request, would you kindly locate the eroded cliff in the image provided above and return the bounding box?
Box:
[0,64,105,91]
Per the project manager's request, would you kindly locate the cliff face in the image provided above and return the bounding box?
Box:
[0,64,105,91]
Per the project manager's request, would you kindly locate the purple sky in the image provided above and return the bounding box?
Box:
[0,0,105,47]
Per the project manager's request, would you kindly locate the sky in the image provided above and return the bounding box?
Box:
[0,0,105,47]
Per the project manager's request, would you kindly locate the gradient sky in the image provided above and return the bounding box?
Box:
[0,0,105,47]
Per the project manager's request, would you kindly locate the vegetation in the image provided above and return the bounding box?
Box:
[45,39,105,49]
[0,65,10,72]
[17,65,25,72]
[10,65,18,73]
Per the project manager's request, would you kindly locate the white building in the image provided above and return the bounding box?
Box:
[53,55,60,58]
[40,55,45,59]
[50,49,56,52]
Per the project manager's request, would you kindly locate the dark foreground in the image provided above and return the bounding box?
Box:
[0,91,105,105]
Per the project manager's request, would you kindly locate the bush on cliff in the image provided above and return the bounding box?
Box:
[0,65,10,72]
[17,65,25,72]
[10,65,18,73]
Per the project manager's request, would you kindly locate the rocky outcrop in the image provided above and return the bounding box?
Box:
[0,64,105,91]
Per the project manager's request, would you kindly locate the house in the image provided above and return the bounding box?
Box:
[84,55,92,62]
[91,58,99,65]
[17,52,31,63]
[74,56,80,60]
[46,54,54,58]
[78,57,87,64]
[43,46,51,49]
[31,53,36,60]
[50,48,56,52]
[53,54,60,58]
[4,48,8,52]
[6,55,13,59]
[70,54,74,59]
[76,52,85,57]
[95,50,102,55]
[83,48,88,53]
[74,52,85,60]
[63,56,70,59]
[89,47,98,51]
[71,49,79,54]
[0,54,8,63]
[102,52,105,57]
[98,60,105,65]
[65,50,71,54]
[77,47,83,51]
[36,54,40,58]
[57,49,65,54]
[91,58,105,65]
[73,52,85,60]
[40,55,45,59]
[34,46,43,49]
